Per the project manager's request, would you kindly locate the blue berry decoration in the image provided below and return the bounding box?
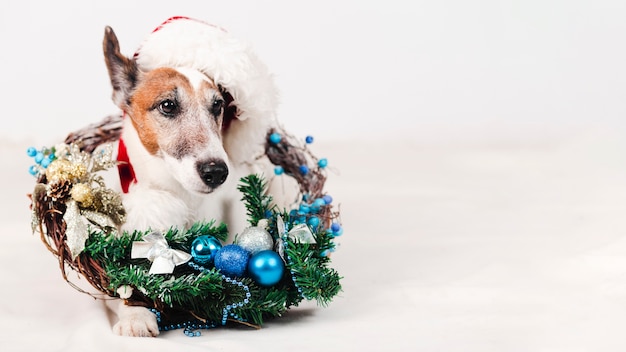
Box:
[214,244,250,277]
[27,147,37,157]
[299,165,309,175]
[317,158,328,168]
[307,216,320,228]
[191,235,222,265]
[248,250,284,287]
[331,223,343,236]
[269,133,282,144]
[28,165,38,176]
[305,135,314,144]
[274,166,284,175]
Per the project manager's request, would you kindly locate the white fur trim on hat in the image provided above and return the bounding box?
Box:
[134,17,279,123]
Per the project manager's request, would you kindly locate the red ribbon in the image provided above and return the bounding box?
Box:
[117,136,136,194]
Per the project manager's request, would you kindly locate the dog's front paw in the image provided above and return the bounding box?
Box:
[113,304,160,337]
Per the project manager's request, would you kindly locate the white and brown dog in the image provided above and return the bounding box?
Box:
[101,17,295,337]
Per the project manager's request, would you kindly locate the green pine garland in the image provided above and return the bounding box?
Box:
[80,174,341,328]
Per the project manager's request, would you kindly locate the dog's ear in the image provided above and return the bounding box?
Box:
[103,26,138,109]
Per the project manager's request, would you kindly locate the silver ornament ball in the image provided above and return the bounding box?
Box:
[236,226,274,254]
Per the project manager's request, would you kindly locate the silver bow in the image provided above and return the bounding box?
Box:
[131,232,192,274]
[275,215,317,261]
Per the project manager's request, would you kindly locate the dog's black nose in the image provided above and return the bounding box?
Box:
[196,160,229,188]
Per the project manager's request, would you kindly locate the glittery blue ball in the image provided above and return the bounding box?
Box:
[269,133,282,144]
[305,135,314,144]
[191,235,222,265]
[214,244,250,277]
[27,147,37,157]
[318,158,328,168]
[247,250,284,287]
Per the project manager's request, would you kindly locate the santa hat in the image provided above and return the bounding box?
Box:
[133,16,279,123]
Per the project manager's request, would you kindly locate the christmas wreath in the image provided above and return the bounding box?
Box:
[27,115,342,336]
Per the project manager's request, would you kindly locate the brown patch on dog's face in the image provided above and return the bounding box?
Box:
[126,67,224,159]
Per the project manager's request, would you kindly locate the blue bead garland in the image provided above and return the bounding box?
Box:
[282,228,307,300]
[188,261,251,327]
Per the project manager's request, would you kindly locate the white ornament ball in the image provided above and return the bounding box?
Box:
[236,226,274,254]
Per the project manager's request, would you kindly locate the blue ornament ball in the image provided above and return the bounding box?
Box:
[247,250,285,287]
[214,244,250,277]
[191,235,222,265]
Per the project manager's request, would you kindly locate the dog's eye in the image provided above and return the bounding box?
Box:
[158,99,179,117]
[210,99,224,117]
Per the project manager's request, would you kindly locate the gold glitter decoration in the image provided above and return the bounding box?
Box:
[71,183,94,208]
[92,188,126,225]
[69,162,87,181]
[31,141,127,258]
[45,159,73,182]
[83,210,118,236]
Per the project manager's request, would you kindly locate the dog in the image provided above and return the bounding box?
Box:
[100,17,296,337]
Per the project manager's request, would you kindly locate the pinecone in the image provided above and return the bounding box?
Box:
[47,179,73,201]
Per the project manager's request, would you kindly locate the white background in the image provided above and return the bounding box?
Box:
[2,1,626,351]
[2,0,625,143]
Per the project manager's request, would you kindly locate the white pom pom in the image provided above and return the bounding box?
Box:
[117,285,133,299]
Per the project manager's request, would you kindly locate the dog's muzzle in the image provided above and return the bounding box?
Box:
[196,160,229,189]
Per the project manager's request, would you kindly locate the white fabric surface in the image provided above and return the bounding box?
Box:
[2,129,626,351]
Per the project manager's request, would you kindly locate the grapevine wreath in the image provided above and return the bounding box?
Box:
[26,17,342,337]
